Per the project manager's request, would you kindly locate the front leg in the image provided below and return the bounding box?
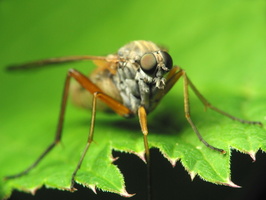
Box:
[161,67,262,153]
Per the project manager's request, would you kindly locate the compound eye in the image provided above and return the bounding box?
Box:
[161,51,173,71]
[140,53,157,74]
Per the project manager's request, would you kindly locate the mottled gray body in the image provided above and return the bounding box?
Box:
[114,41,169,114]
[71,40,172,116]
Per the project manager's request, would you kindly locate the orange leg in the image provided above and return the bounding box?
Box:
[138,106,152,200]
[163,66,262,153]
[5,69,133,191]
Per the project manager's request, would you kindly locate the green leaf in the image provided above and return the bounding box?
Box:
[1,0,266,199]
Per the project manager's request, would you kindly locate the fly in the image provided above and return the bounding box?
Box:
[5,40,262,199]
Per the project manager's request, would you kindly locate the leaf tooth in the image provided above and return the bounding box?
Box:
[29,187,39,195]
[135,151,146,163]
[247,151,256,162]
[157,148,179,167]
[222,178,241,188]
[111,156,119,163]
[168,158,178,167]
[19,185,42,195]
[189,171,197,181]
[119,189,135,197]
[88,184,97,194]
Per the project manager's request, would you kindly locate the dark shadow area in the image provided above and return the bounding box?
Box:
[8,149,266,200]
[69,91,186,137]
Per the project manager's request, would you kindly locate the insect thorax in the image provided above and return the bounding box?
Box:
[112,40,171,115]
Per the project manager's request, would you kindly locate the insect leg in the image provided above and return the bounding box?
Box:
[138,106,150,163]
[64,69,134,190]
[69,69,132,117]
[138,106,152,200]
[165,66,262,153]
[186,77,262,126]
[4,68,73,180]
[181,69,226,153]
[70,92,97,191]
[163,67,225,153]
[5,69,132,185]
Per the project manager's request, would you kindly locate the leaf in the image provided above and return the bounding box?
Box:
[1,0,266,199]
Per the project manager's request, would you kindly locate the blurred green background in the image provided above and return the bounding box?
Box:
[1,0,266,199]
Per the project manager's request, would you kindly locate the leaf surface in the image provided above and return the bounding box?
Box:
[0,0,265,199]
